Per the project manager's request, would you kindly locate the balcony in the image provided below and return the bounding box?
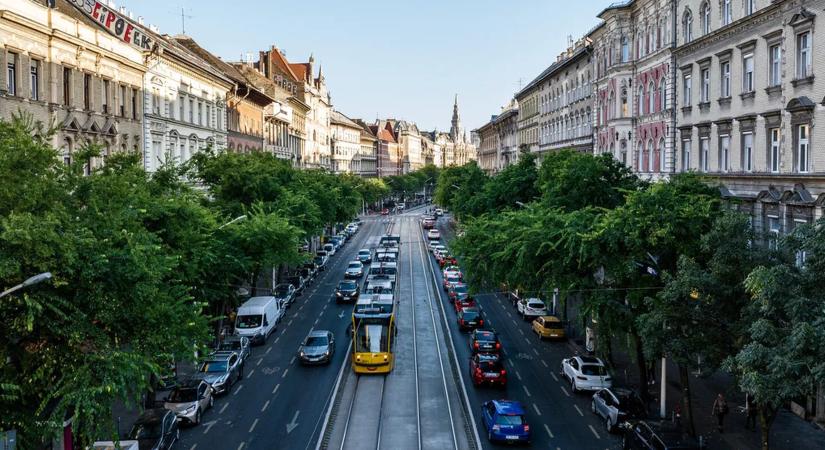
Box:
[265,144,293,160]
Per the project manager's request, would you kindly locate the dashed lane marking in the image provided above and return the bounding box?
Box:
[589,425,601,439]
[518,328,525,336]
[257,358,263,366]
[515,370,522,381]
[542,360,549,368]
[561,386,570,397]
[551,372,559,382]
[574,405,584,416]
[249,418,259,433]
[282,368,289,378]
[533,404,542,416]
[524,337,531,345]
[281,329,286,336]
[544,424,554,438]
[189,445,197,450]
[265,346,272,355]
[272,383,280,395]
[287,319,293,326]
[236,442,245,450]
[247,369,255,378]
[261,400,270,412]
[290,356,296,365]
[233,385,244,396]
[523,386,531,397]
[532,348,540,356]
[275,337,280,344]
[219,402,229,414]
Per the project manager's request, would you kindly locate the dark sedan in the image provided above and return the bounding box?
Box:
[335,280,360,303]
[126,408,179,450]
[457,307,483,331]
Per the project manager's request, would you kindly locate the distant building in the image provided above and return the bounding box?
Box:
[371,121,401,177]
[353,119,378,177]
[474,99,519,173]
[423,96,477,167]
[330,110,362,174]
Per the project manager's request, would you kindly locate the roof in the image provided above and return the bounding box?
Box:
[263,48,301,83]
[243,296,277,307]
[289,62,311,83]
[331,110,362,129]
[308,330,330,337]
[515,44,592,99]
[492,400,526,415]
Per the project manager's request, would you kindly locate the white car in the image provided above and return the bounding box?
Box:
[517,298,548,320]
[323,243,336,256]
[431,244,446,255]
[428,240,441,250]
[443,265,462,279]
[345,261,364,279]
[427,229,441,240]
[561,356,613,393]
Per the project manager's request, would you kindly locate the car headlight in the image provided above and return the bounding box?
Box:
[299,351,306,357]
[214,376,227,386]
[184,404,197,414]
[336,292,342,297]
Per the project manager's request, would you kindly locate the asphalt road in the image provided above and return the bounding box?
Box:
[428,211,624,450]
[177,215,386,450]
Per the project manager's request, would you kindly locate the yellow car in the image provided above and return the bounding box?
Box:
[532,316,566,340]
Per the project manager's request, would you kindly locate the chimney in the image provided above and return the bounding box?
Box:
[138,16,144,25]
[119,6,126,14]
[128,11,133,19]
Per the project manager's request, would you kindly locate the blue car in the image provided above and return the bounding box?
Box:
[481,400,531,443]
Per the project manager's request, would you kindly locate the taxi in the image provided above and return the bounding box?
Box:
[532,315,566,340]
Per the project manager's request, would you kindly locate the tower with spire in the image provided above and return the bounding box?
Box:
[449,94,464,143]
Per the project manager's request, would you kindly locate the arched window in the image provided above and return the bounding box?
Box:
[621,35,630,62]
[638,85,645,115]
[683,9,693,43]
[620,140,628,166]
[658,137,666,172]
[647,139,655,172]
[638,141,645,171]
[701,2,711,35]
[621,88,628,117]
[648,81,655,114]
[659,79,666,110]
[608,91,615,120]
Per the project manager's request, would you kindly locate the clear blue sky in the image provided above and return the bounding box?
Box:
[119,0,606,132]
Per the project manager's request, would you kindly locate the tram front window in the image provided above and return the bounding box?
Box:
[355,323,389,353]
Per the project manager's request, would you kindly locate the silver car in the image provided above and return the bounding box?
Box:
[164,379,213,425]
[298,330,335,365]
[591,388,646,433]
[214,336,251,364]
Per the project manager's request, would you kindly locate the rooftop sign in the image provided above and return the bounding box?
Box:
[68,0,154,51]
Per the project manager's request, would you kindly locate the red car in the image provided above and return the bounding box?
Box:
[439,255,457,268]
[380,208,390,215]
[454,296,476,313]
[469,353,506,388]
[448,283,470,303]
[443,274,462,292]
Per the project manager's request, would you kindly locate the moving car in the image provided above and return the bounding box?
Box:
[357,248,372,264]
[532,315,566,340]
[273,283,297,308]
[480,400,531,443]
[457,307,483,331]
[448,283,471,303]
[427,229,441,240]
[517,297,548,320]
[470,329,501,354]
[443,274,462,292]
[621,420,703,449]
[453,297,476,314]
[561,355,612,393]
[470,353,506,388]
[345,261,364,279]
[298,330,335,365]
[124,408,179,450]
[442,265,462,279]
[313,254,328,271]
[164,378,213,425]
[435,208,443,217]
[195,351,243,395]
[213,335,251,363]
[235,296,281,345]
[592,387,647,433]
[335,280,360,303]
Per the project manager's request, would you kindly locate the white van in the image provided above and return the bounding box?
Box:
[235,296,282,345]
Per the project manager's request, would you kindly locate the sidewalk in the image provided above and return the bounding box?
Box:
[566,335,825,450]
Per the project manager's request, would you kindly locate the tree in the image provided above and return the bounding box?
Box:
[434,161,488,219]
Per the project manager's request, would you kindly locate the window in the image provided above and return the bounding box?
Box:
[189,99,194,123]
[621,36,629,62]
[131,88,137,119]
[683,10,693,43]
[648,81,655,114]
[768,216,780,250]
[797,124,809,173]
[198,102,203,125]
[722,0,732,26]
[638,141,644,171]
[621,88,628,117]
[797,32,812,78]
[62,67,71,106]
[647,139,654,172]
[659,138,666,172]
[638,85,645,115]
[29,60,39,100]
[769,45,781,87]
[770,128,780,173]
[682,139,691,170]
[701,2,711,35]
[206,105,211,127]
[119,85,126,116]
[745,0,755,16]
[683,74,692,104]
[83,73,91,110]
[6,53,16,95]
[701,68,710,102]
[721,61,731,97]
[659,79,666,110]
[720,135,730,172]
[101,79,110,113]
[743,54,754,92]
[700,137,709,171]
[742,132,753,171]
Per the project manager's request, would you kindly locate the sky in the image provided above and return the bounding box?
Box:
[118,0,607,132]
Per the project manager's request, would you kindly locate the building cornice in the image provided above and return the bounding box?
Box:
[675,2,783,57]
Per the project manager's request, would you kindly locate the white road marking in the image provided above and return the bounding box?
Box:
[247,369,255,378]
[272,383,280,395]
[281,329,286,336]
[523,386,531,397]
[261,400,270,412]
[189,445,197,450]
[299,305,304,311]
[236,443,245,450]
[574,405,584,416]
[219,402,229,414]
[589,424,601,439]
[524,337,531,345]
[290,356,296,365]
[551,372,558,381]
[257,358,263,366]
[532,348,540,356]
[533,403,542,416]
[515,370,522,381]
[314,318,319,326]
[265,347,272,355]
[275,337,280,344]
[248,418,259,433]
[287,319,293,326]
[518,328,525,336]
[233,385,244,396]
[544,424,554,438]
[561,386,570,397]
[282,368,289,378]
[542,360,549,368]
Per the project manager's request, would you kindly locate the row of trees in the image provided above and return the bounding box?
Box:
[0,115,377,446]
[437,151,825,450]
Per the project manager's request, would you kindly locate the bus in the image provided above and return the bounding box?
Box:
[379,234,401,248]
[352,296,395,374]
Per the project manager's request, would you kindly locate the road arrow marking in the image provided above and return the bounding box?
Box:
[202,420,218,434]
[286,410,300,434]
[338,311,345,319]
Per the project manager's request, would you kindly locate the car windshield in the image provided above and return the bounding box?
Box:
[168,388,198,403]
[479,361,503,371]
[359,250,370,255]
[218,340,242,351]
[461,310,479,319]
[496,414,524,426]
[339,281,357,290]
[447,276,460,283]
[314,257,324,263]
[129,422,161,440]
[453,285,469,293]
[348,263,361,269]
[383,267,397,275]
[200,361,228,373]
[275,285,291,296]
[528,302,545,309]
[581,364,608,376]
[305,336,328,347]
[236,315,262,329]
[544,320,563,329]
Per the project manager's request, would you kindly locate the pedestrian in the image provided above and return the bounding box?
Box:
[745,393,758,430]
[712,393,729,433]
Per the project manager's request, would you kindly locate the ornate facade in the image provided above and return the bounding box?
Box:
[474,99,519,173]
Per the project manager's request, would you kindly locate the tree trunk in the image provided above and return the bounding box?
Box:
[632,332,651,404]
[678,364,696,437]
[759,405,778,450]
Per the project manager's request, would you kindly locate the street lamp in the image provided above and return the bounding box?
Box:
[0,272,53,299]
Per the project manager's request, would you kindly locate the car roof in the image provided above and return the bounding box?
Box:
[243,296,277,307]
[540,315,561,322]
[176,378,206,390]
[460,307,480,314]
[492,400,526,415]
[473,330,497,339]
[579,356,603,365]
[206,351,237,361]
[308,330,330,338]
[358,248,371,253]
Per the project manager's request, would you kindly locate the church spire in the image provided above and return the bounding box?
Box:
[450,94,463,142]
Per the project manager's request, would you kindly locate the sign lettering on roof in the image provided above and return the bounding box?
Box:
[68,0,153,51]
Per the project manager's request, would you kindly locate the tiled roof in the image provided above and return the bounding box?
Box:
[265,48,301,83]
[289,63,311,83]
[331,110,361,129]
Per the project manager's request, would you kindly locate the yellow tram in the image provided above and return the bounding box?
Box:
[351,295,395,374]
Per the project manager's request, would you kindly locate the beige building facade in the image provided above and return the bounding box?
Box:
[331,110,362,174]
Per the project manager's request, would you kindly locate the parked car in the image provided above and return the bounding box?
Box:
[592,387,647,433]
[621,420,703,450]
[422,218,435,229]
[431,244,446,255]
[298,330,335,365]
[561,355,612,393]
[323,243,336,256]
[213,335,251,363]
[357,248,372,264]
[125,408,179,450]
[345,261,364,279]
[454,297,476,314]
[195,351,244,395]
[235,296,281,345]
[470,353,506,388]
[286,273,305,296]
[381,208,390,215]
[532,315,566,340]
[457,307,483,331]
[435,208,443,217]
[448,283,471,303]
[335,280,360,303]
[164,378,213,425]
[443,274,462,292]
[300,265,316,283]
[442,265,462,279]
[313,255,328,271]
[470,329,501,354]
[480,400,531,443]
[427,229,441,240]
[517,297,548,320]
[273,283,296,308]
